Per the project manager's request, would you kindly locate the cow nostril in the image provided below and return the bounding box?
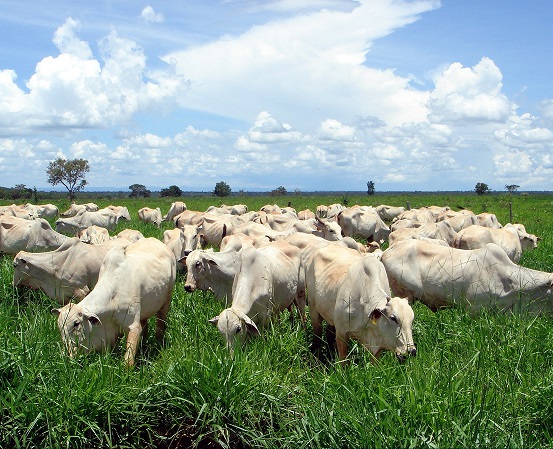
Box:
[409,347,417,357]
[184,285,193,292]
[184,250,191,256]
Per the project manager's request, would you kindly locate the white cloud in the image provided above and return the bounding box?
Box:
[53,17,93,59]
[0,18,188,134]
[163,0,438,127]
[429,57,514,123]
[318,119,356,141]
[141,6,164,24]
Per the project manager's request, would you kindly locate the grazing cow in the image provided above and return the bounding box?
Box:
[61,203,99,217]
[22,203,59,219]
[163,201,187,222]
[52,238,176,367]
[440,213,478,232]
[305,245,416,363]
[297,209,316,220]
[34,203,59,219]
[393,208,436,224]
[56,208,127,234]
[374,205,406,222]
[0,216,68,254]
[476,213,502,229]
[388,221,457,246]
[381,239,553,314]
[174,210,205,228]
[337,207,390,243]
[163,225,202,270]
[504,223,539,250]
[138,207,163,227]
[106,205,131,221]
[453,225,523,262]
[13,237,131,303]
[209,243,302,350]
[77,225,110,244]
[200,213,257,247]
[0,204,36,220]
[115,229,144,242]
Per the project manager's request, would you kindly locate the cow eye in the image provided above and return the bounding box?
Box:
[235,326,242,334]
[73,321,81,329]
[389,314,398,323]
[195,261,202,269]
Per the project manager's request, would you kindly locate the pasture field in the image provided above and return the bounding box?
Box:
[1,192,552,448]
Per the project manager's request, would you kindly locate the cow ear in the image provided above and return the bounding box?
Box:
[244,317,260,335]
[209,316,219,326]
[371,309,382,325]
[207,257,218,266]
[51,308,62,317]
[86,313,102,326]
[178,256,187,265]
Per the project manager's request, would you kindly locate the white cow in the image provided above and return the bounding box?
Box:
[13,237,131,303]
[77,225,110,244]
[184,248,242,305]
[0,216,68,254]
[51,238,176,367]
[115,229,145,243]
[209,243,302,350]
[163,201,187,222]
[374,205,406,222]
[388,221,457,246]
[337,207,390,243]
[381,239,553,314]
[60,203,99,217]
[453,225,523,262]
[138,207,163,227]
[56,207,127,234]
[305,245,416,363]
[163,225,203,270]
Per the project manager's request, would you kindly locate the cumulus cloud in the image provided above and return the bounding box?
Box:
[0,18,188,135]
[141,6,164,23]
[429,57,514,123]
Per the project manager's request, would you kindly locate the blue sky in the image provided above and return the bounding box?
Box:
[1,0,552,192]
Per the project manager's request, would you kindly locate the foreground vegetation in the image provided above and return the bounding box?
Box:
[1,192,552,448]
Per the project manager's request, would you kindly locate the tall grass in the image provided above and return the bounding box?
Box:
[0,193,552,448]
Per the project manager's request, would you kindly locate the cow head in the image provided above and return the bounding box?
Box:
[184,249,215,292]
[51,303,102,358]
[209,308,259,352]
[367,296,416,362]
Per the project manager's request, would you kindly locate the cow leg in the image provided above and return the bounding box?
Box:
[295,290,307,326]
[124,323,143,367]
[155,298,172,344]
[309,306,324,356]
[336,331,350,365]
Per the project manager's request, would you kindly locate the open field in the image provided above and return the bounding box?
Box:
[1,192,552,448]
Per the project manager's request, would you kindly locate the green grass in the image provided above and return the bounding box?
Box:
[1,193,552,448]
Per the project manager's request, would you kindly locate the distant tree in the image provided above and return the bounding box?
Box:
[11,184,32,200]
[213,181,231,197]
[474,182,491,196]
[46,158,90,201]
[270,186,287,196]
[129,184,151,198]
[367,180,375,196]
[505,184,520,194]
[159,186,182,197]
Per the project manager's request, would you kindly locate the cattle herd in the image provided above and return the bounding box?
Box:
[0,200,551,368]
